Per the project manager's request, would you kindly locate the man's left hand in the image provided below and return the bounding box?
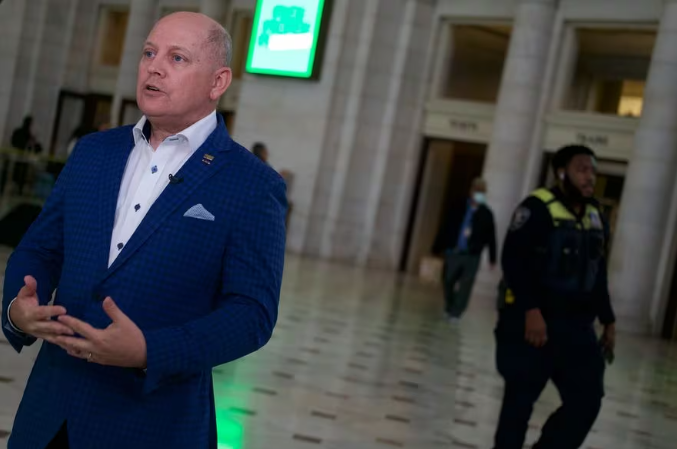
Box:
[51,297,147,369]
[601,323,616,352]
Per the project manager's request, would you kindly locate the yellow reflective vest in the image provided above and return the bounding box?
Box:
[501,188,606,307]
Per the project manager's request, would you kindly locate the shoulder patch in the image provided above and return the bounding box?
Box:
[589,209,603,230]
[509,207,531,231]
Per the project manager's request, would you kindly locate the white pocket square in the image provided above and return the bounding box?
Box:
[183,204,215,221]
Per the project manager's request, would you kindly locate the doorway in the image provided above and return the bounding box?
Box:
[50,90,112,157]
[400,139,487,274]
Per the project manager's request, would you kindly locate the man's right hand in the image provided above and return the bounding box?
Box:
[525,308,547,347]
[8,276,73,341]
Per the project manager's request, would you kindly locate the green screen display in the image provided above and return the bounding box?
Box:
[245,0,327,78]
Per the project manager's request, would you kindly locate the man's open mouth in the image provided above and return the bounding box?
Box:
[146,85,161,92]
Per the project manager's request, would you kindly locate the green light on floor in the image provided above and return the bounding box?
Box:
[216,409,245,449]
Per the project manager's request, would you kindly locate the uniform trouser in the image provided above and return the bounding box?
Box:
[443,252,481,318]
[493,316,605,449]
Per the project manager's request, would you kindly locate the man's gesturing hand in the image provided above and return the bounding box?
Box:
[8,276,74,340]
[54,297,147,369]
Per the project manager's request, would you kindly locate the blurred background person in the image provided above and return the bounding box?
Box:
[10,115,43,196]
[251,141,295,230]
[66,125,97,157]
[435,177,497,324]
[252,141,269,165]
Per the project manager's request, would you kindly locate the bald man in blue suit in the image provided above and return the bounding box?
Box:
[1,12,286,449]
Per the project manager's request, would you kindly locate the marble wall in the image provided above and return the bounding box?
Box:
[367,0,437,268]
[29,0,78,154]
[63,0,99,92]
[482,0,556,246]
[2,0,47,147]
[4,0,677,334]
[110,0,159,127]
[233,0,349,253]
[235,0,436,269]
[609,1,677,334]
[0,0,27,146]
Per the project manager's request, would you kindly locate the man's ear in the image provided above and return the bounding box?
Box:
[210,67,232,101]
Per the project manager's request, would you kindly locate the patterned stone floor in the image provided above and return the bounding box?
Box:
[2,252,677,448]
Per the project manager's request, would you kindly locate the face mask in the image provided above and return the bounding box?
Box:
[473,192,486,205]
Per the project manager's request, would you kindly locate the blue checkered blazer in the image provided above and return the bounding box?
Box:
[1,115,287,449]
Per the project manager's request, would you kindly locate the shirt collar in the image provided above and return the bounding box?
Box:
[132,110,218,153]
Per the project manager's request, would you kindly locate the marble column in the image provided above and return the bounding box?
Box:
[1,0,49,146]
[29,0,78,155]
[200,0,229,25]
[482,0,556,242]
[63,0,98,92]
[320,0,435,265]
[233,0,434,268]
[360,0,437,268]
[110,0,158,127]
[0,0,28,144]
[609,1,677,334]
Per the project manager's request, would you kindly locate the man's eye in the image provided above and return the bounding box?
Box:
[173,55,184,62]
[144,51,154,58]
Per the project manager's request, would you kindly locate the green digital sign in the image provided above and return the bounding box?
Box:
[245,0,328,79]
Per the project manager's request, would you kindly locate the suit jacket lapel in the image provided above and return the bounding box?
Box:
[102,118,232,281]
[97,131,135,277]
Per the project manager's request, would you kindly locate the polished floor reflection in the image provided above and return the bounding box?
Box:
[2,253,677,448]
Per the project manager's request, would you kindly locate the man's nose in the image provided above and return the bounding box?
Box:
[147,60,165,77]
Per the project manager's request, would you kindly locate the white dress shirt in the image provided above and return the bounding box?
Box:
[108,111,217,267]
[6,111,217,333]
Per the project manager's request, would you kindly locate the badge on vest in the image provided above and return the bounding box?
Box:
[510,207,531,231]
[589,210,602,229]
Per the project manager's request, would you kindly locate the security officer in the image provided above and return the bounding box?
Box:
[493,145,616,449]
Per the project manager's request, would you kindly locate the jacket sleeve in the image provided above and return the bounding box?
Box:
[141,176,288,394]
[501,197,551,312]
[595,215,616,325]
[2,144,78,351]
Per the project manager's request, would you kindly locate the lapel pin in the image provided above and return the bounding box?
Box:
[202,154,215,165]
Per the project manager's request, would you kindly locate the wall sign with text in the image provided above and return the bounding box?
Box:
[245,0,329,79]
[542,120,636,162]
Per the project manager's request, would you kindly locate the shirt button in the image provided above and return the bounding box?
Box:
[151,165,158,174]
[117,242,124,251]
[134,204,141,212]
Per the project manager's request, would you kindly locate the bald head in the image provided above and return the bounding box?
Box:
[154,12,232,68]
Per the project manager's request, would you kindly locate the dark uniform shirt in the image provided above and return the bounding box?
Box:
[434,204,497,264]
[501,187,615,325]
